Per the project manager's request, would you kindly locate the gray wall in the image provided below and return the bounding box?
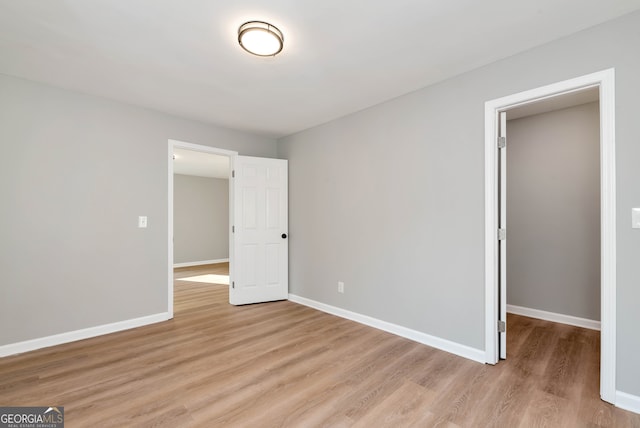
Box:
[0,73,276,346]
[173,174,229,264]
[277,11,640,396]
[506,103,600,320]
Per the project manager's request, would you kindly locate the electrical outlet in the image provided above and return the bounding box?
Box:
[338,281,344,294]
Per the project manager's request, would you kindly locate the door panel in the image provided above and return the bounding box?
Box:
[231,156,288,305]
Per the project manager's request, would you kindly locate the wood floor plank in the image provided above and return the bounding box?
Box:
[1,263,639,427]
[351,379,436,428]
[517,389,571,428]
[424,360,493,426]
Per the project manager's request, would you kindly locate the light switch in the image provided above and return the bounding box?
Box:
[633,209,640,229]
[138,216,148,228]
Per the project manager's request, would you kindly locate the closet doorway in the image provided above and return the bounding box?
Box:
[484,69,616,404]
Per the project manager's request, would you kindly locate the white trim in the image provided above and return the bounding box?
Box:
[484,101,500,364]
[168,144,174,317]
[507,304,600,331]
[168,139,238,158]
[0,313,170,358]
[484,68,616,404]
[599,70,617,404]
[168,139,238,317]
[289,294,485,363]
[616,391,640,415]
[173,258,229,268]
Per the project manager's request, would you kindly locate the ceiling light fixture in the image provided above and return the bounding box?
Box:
[238,21,284,57]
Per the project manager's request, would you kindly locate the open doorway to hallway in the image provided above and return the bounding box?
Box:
[172,148,231,315]
[173,148,230,269]
[168,139,237,317]
[168,139,289,311]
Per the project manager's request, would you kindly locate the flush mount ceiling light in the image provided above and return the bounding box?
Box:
[238,21,284,57]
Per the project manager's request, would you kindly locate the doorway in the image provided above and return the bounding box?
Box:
[168,140,289,313]
[168,139,237,317]
[173,148,231,268]
[505,97,601,330]
[484,69,616,404]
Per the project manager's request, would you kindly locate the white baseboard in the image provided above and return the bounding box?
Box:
[616,391,640,415]
[0,312,171,358]
[173,258,229,268]
[507,304,600,331]
[288,294,485,363]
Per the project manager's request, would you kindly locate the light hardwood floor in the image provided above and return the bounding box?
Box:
[1,263,639,427]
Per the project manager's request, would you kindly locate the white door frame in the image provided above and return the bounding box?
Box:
[484,69,616,404]
[167,139,238,317]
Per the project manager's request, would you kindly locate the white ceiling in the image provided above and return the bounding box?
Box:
[173,148,229,179]
[1,1,639,138]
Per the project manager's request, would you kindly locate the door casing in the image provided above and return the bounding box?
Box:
[484,69,616,404]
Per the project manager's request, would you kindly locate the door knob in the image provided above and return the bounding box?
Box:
[281,233,287,239]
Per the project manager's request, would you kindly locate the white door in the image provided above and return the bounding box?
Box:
[230,156,288,305]
[498,111,507,359]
